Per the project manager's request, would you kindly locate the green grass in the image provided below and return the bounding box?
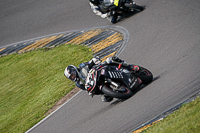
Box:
[0,44,93,133]
[1,43,199,133]
[142,97,200,133]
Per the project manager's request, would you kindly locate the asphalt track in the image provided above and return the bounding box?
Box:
[1,0,200,133]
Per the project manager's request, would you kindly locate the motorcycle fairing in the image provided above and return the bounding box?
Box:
[103,66,136,88]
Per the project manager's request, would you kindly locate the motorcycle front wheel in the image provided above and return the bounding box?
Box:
[124,3,145,11]
[101,84,132,99]
[136,66,153,84]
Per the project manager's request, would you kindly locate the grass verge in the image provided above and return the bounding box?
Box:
[141,96,200,133]
[0,44,93,133]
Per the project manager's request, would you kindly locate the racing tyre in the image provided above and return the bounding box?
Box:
[136,67,153,84]
[101,84,132,99]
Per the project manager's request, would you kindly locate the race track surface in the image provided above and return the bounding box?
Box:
[1,0,200,133]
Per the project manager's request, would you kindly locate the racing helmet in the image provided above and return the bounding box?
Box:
[64,65,79,81]
[89,0,101,6]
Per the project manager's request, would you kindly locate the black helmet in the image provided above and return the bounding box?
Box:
[64,65,79,81]
[89,0,101,6]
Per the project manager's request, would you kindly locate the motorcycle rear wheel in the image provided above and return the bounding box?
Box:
[101,84,132,99]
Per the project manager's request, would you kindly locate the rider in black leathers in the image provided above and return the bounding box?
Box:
[64,56,141,102]
[89,0,145,23]
[89,0,119,23]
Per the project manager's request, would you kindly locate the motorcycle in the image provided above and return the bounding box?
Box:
[80,63,153,99]
[99,0,145,23]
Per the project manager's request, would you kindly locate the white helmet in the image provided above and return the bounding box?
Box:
[64,65,79,81]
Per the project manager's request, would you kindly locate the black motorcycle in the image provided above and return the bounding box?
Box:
[101,0,145,23]
[81,63,153,99]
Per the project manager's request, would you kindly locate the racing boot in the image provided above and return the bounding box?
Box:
[108,10,118,24]
[110,14,118,24]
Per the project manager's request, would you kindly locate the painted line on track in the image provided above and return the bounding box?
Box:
[25,90,83,133]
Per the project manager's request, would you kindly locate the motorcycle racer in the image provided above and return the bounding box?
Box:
[89,0,145,23]
[64,56,141,102]
[89,0,110,18]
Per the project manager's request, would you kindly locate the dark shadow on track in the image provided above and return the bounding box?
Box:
[133,76,160,94]
[115,8,146,23]
[110,76,160,105]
